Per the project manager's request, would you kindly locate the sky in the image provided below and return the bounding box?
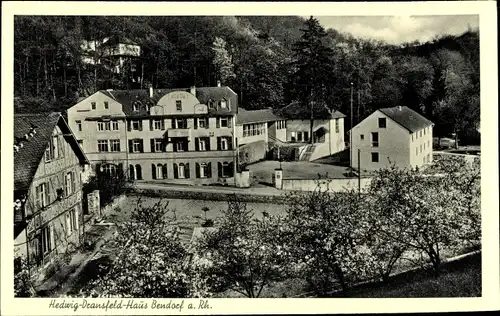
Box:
[312,15,479,45]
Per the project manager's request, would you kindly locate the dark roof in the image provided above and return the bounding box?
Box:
[14,113,89,192]
[378,106,433,133]
[236,108,284,125]
[100,86,238,116]
[278,101,346,120]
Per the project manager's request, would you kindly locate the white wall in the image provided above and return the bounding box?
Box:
[350,111,410,171]
[409,125,434,168]
[281,177,372,193]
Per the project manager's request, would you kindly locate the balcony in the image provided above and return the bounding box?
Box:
[167,128,191,138]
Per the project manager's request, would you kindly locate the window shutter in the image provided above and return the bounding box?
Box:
[229,162,234,177]
[127,120,131,132]
[206,138,211,151]
[136,165,142,180]
[173,163,178,179]
[185,163,190,179]
[139,140,144,153]
[139,120,143,131]
[46,182,52,206]
[216,118,220,128]
[128,140,133,153]
[218,162,222,178]
[208,162,212,178]
[162,165,168,179]
[150,139,155,153]
[129,165,135,180]
[194,118,198,129]
[118,163,124,177]
[196,163,200,178]
[161,120,165,130]
[149,119,153,131]
[195,138,199,151]
[74,208,80,232]
[228,138,233,150]
[171,119,176,129]
[228,117,232,128]
[217,137,221,150]
[152,164,157,179]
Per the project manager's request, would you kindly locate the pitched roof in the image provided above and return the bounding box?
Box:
[236,108,284,125]
[14,112,89,192]
[278,101,346,120]
[100,86,238,116]
[378,106,433,133]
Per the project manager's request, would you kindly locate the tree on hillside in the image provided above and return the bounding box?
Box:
[212,36,236,85]
[396,56,435,114]
[289,16,336,143]
[194,197,291,298]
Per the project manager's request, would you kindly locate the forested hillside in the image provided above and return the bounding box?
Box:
[13,16,480,140]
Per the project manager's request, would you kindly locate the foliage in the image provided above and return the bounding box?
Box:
[14,256,35,297]
[82,161,132,207]
[194,196,291,297]
[284,187,376,295]
[80,198,209,297]
[212,37,236,84]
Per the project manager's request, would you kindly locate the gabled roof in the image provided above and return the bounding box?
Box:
[14,112,89,192]
[99,86,238,116]
[278,101,346,120]
[378,106,433,133]
[236,108,284,125]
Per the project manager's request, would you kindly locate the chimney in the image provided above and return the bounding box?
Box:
[190,86,196,96]
[149,85,153,98]
[217,80,221,87]
[397,106,402,111]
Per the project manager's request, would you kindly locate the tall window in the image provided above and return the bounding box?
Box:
[36,183,48,209]
[152,139,164,152]
[335,119,340,133]
[153,119,164,130]
[371,152,379,163]
[303,131,309,142]
[197,162,212,178]
[176,100,182,111]
[45,135,59,162]
[112,121,119,130]
[65,172,76,196]
[197,117,209,129]
[131,120,141,131]
[196,137,210,151]
[129,165,135,180]
[66,208,78,236]
[76,120,82,132]
[135,164,142,180]
[40,226,52,256]
[110,139,121,152]
[104,101,109,109]
[219,161,233,177]
[102,164,118,176]
[220,99,227,109]
[97,140,109,152]
[217,137,232,150]
[378,118,387,128]
[91,102,96,110]
[218,117,230,128]
[153,164,167,179]
[371,132,379,147]
[174,163,190,179]
[130,139,143,153]
[172,118,187,129]
[297,132,303,142]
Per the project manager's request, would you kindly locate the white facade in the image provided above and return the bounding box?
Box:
[350,110,433,171]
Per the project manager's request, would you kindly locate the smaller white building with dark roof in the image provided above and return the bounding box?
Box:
[350,106,434,171]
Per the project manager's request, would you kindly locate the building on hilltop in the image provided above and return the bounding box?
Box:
[349,105,434,171]
[67,83,239,185]
[14,112,90,279]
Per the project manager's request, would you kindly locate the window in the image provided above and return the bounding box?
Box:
[112,121,119,130]
[378,118,387,128]
[304,132,309,142]
[360,134,364,140]
[104,101,109,109]
[371,152,379,163]
[98,121,110,131]
[133,101,140,112]
[196,137,210,151]
[97,122,104,131]
[371,132,379,147]
[297,132,303,142]
[220,99,227,109]
[217,137,232,150]
[135,164,142,180]
[291,132,296,142]
[45,135,59,162]
[420,130,422,137]
[76,120,82,132]
[152,164,166,180]
[219,117,229,128]
[197,162,212,178]
[152,139,164,152]
[220,161,233,177]
[208,100,215,109]
[36,183,48,209]
[175,100,182,112]
[40,226,52,255]
[335,119,340,133]
[129,165,135,180]
[65,172,76,196]
[102,164,118,176]
[153,119,164,130]
[131,120,141,131]
[66,208,78,236]
[110,139,121,152]
[131,139,143,153]
[175,163,190,179]
[424,128,426,135]
[97,140,109,152]
[420,144,422,153]
[172,118,187,129]
[91,102,96,110]
[197,117,209,129]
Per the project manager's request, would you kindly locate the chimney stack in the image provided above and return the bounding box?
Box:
[397,105,402,111]
[149,85,153,98]
[190,86,196,96]
[217,80,221,87]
